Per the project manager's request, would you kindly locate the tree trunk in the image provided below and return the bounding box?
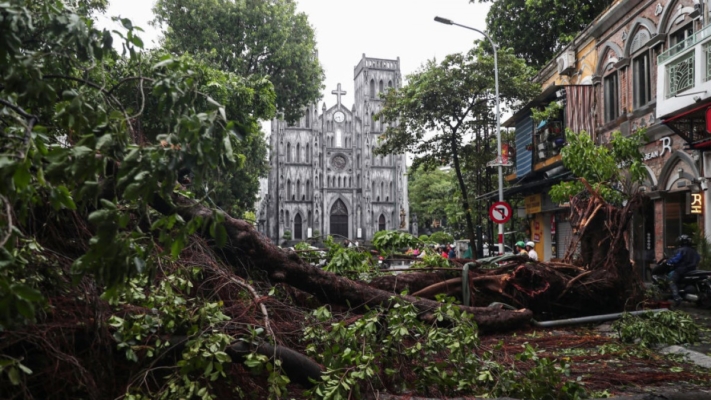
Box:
[450,132,477,256]
[155,194,532,332]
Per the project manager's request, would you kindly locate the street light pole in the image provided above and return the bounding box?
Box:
[434,16,505,255]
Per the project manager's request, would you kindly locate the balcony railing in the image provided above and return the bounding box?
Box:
[666,52,695,98]
[659,23,711,63]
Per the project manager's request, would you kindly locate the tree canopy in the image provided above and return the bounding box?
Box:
[153,0,325,123]
[549,129,647,204]
[377,43,538,245]
[475,0,615,69]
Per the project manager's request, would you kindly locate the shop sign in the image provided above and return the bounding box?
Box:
[691,193,703,214]
[525,194,542,214]
[532,220,543,243]
[643,137,672,161]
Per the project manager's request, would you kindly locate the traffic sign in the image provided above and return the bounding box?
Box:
[489,201,512,224]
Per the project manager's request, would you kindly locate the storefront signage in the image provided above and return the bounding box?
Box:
[524,194,542,214]
[643,137,672,161]
[691,193,703,214]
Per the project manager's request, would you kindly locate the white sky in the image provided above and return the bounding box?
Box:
[96,0,492,108]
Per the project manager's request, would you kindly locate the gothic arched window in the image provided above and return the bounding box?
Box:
[370,79,375,98]
[380,182,384,200]
[296,143,301,162]
[335,129,343,147]
[294,214,302,240]
[286,143,291,162]
[305,144,310,162]
[287,179,292,199]
[306,179,310,200]
[297,179,301,199]
[305,111,310,128]
[388,80,393,88]
[379,80,383,93]
[378,214,386,231]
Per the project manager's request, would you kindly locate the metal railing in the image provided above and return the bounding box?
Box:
[666,52,695,98]
[659,23,711,63]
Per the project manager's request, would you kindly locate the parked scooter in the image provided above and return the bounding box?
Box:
[651,259,711,308]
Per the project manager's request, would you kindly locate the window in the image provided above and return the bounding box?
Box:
[294,214,302,240]
[305,144,310,162]
[335,129,342,147]
[305,112,310,128]
[297,179,301,200]
[667,51,695,98]
[306,180,310,200]
[370,79,375,97]
[633,51,651,108]
[388,80,393,88]
[296,143,300,162]
[379,80,384,93]
[670,23,694,49]
[287,179,292,200]
[604,73,619,123]
[378,214,386,231]
[286,142,291,162]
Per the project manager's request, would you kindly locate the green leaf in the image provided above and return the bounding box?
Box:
[12,284,43,302]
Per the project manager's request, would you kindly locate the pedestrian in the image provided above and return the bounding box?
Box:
[525,241,539,261]
[441,246,449,258]
[515,241,527,256]
[448,245,456,259]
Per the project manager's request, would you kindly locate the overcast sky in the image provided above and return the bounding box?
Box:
[96,0,492,108]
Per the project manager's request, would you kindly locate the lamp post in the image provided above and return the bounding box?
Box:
[434,16,506,255]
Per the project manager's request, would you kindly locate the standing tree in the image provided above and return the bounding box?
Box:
[153,0,325,123]
[475,0,615,69]
[408,167,462,235]
[377,43,538,246]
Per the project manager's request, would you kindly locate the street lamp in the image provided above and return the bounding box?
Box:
[434,16,505,255]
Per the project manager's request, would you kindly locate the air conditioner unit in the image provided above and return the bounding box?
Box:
[556,50,576,76]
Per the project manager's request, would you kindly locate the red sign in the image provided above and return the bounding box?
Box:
[489,201,513,224]
[706,107,711,134]
[501,143,510,165]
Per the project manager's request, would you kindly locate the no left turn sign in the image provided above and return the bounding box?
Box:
[489,201,512,224]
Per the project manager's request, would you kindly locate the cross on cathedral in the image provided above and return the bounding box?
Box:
[331,83,346,109]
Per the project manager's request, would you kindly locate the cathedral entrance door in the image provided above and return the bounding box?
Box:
[330,199,349,239]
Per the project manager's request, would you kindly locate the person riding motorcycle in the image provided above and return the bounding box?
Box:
[515,241,527,256]
[666,234,700,306]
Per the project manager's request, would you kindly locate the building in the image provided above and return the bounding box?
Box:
[501,0,711,277]
[258,55,410,243]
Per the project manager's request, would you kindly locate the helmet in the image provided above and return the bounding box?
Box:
[677,235,692,246]
[526,241,535,248]
[515,241,525,248]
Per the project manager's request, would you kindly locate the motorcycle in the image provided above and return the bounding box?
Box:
[650,259,711,308]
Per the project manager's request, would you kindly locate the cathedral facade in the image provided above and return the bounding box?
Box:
[258,54,409,243]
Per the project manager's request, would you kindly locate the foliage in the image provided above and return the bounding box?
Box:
[549,129,647,204]
[531,101,563,124]
[429,231,455,245]
[153,0,325,123]
[377,42,538,244]
[613,311,701,348]
[294,241,323,265]
[475,0,615,69]
[283,230,292,240]
[408,167,463,233]
[303,296,587,399]
[372,230,421,256]
[0,1,280,397]
[687,223,711,271]
[323,248,373,275]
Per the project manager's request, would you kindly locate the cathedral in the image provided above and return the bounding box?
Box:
[258,54,409,243]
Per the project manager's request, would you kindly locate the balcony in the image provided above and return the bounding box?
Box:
[657,23,711,121]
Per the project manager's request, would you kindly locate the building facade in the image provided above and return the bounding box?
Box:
[502,0,711,277]
[258,55,410,243]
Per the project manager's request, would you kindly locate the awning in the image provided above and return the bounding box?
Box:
[662,102,711,146]
[475,171,573,201]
